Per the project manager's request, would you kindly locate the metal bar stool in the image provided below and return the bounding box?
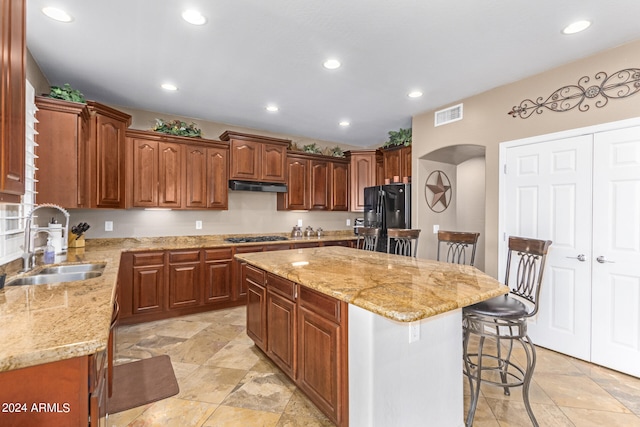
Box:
[437,230,480,266]
[356,227,380,251]
[387,229,421,257]
[463,236,552,427]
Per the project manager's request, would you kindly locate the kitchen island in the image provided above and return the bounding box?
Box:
[235,246,509,427]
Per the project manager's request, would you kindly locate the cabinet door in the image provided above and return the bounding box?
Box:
[400,145,411,179]
[0,0,25,197]
[349,152,377,212]
[207,147,229,209]
[167,250,201,309]
[245,264,267,350]
[262,143,287,182]
[230,139,260,180]
[158,143,182,207]
[383,148,401,181]
[267,289,297,378]
[204,248,232,304]
[131,139,159,207]
[310,160,330,210]
[93,114,126,208]
[278,156,309,210]
[132,255,165,315]
[330,161,349,211]
[233,245,264,301]
[184,145,207,208]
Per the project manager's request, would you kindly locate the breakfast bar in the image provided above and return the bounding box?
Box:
[235,246,509,427]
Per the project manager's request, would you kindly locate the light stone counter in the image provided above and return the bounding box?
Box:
[235,245,508,322]
[0,232,356,372]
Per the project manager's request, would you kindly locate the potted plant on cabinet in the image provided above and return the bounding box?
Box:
[382,127,412,148]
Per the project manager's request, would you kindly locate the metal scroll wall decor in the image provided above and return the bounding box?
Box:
[508,68,640,119]
[424,170,452,213]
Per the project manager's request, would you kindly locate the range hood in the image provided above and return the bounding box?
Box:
[228,180,288,193]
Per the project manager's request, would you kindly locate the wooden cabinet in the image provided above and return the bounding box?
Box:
[277,155,310,210]
[346,149,381,212]
[126,129,229,210]
[34,97,90,208]
[233,245,264,301]
[86,102,132,208]
[330,160,349,211]
[0,0,26,200]
[220,131,289,183]
[381,145,411,183]
[168,250,201,309]
[245,264,267,351]
[204,248,233,304]
[0,352,107,426]
[278,152,350,211]
[244,266,349,426]
[130,252,165,316]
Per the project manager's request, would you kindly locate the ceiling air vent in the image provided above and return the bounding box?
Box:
[434,103,463,127]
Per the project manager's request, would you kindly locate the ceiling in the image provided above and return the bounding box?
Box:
[26,0,640,147]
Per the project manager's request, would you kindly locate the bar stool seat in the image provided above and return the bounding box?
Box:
[467,294,528,317]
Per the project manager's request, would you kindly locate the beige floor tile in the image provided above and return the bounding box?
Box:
[536,373,631,413]
[177,365,248,404]
[463,394,500,427]
[486,398,573,427]
[222,371,297,413]
[126,397,217,427]
[202,405,281,427]
[204,341,262,370]
[170,360,200,381]
[475,373,554,405]
[148,318,212,339]
[276,414,336,427]
[166,329,230,365]
[107,403,153,427]
[560,407,640,427]
[283,389,332,421]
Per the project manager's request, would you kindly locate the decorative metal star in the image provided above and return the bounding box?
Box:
[425,170,451,212]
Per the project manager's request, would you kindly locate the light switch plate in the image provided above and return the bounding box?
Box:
[105,221,113,232]
[433,224,439,234]
[195,220,202,230]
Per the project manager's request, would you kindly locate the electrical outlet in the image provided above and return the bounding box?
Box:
[297,219,303,227]
[433,224,440,234]
[409,322,420,343]
[195,220,202,230]
[105,221,113,232]
[346,219,351,226]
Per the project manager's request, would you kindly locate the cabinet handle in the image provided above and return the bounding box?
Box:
[566,254,586,262]
[596,256,615,264]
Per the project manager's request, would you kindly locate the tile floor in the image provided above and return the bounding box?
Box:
[108,306,640,426]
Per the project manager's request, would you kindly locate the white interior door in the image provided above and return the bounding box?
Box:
[591,126,640,377]
[505,135,593,360]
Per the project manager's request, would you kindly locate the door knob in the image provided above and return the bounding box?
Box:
[566,254,586,262]
[596,256,614,264]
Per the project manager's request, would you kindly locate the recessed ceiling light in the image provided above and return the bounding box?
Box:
[42,7,73,22]
[182,10,207,25]
[562,20,591,35]
[339,121,350,127]
[161,83,178,91]
[323,59,341,70]
[266,105,279,112]
[408,91,423,98]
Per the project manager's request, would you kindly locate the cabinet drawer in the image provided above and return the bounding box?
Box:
[267,273,296,301]
[246,264,265,285]
[299,286,341,322]
[168,250,200,263]
[132,252,165,266]
[292,242,320,249]
[205,248,233,261]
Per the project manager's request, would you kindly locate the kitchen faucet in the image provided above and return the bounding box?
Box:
[22,204,70,272]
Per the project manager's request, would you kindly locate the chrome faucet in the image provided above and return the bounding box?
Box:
[22,204,70,272]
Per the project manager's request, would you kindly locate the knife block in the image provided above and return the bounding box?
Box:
[68,233,85,248]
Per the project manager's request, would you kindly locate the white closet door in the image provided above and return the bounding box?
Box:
[591,126,640,377]
[505,135,593,360]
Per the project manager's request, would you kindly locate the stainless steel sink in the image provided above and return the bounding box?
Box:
[7,271,103,286]
[39,263,106,275]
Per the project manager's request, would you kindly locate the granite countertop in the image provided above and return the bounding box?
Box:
[235,246,509,322]
[0,232,356,373]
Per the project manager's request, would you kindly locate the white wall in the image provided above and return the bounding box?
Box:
[69,191,356,238]
[455,157,485,270]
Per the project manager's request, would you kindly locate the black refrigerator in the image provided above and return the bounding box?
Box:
[363,183,411,252]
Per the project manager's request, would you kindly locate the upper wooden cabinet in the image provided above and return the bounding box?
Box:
[220,131,289,183]
[126,129,229,210]
[35,97,90,208]
[86,101,132,208]
[381,145,411,183]
[277,152,349,211]
[345,150,382,212]
[0,0,26,200]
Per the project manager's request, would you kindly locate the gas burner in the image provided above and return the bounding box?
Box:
[224,236,289,243]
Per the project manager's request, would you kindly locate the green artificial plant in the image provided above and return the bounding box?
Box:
[302,143,322,154]
[48,83,86,103]
[382,127,412,148]
[153,118,202,137]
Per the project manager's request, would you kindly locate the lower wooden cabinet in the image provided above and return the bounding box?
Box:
[244,265,349,427]
[168,250,201,309]
[0,352,107,426]
[131,252,165,316]
[204,248,233,304]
